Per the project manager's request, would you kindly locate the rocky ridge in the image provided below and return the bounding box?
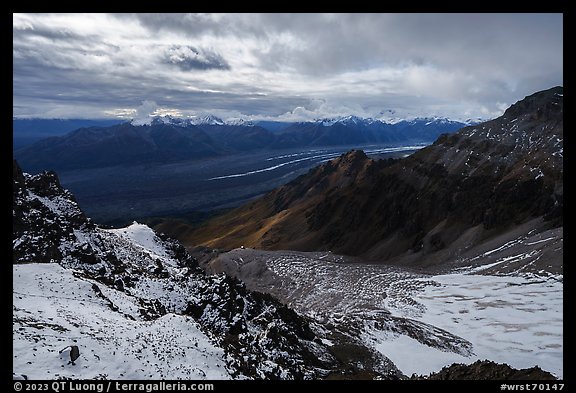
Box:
[177,87,563,275]
[412,360,557,380]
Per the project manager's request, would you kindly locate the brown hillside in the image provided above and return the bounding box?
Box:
[158,87,563,268]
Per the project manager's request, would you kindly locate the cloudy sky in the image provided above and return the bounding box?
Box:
[13,13,563,122]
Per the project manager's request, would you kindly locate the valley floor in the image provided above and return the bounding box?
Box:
[56,144,425,225]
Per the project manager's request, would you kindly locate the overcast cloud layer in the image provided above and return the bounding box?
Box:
[13,13,563,122]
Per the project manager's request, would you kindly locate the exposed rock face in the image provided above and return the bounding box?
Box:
[177,87,562,272]
[13,160,93,264]
[413,360,557,380]
[184,274,327,379]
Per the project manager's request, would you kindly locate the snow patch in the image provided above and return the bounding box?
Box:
[379,273,563,378]
[107,222,174,265]
[372,331,470,377]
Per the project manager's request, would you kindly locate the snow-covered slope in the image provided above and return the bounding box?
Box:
[13,263,229,380]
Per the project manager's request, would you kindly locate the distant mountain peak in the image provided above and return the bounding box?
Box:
[225,118,255,126]
[318,115,360,126]
[189,114,225,126]
[130,114,258,127]
[316,115,477,127]
[130,117,153,126]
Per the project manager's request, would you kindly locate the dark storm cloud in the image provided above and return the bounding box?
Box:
[127,13,562,76]
[13,13,563,121]
[163,45,230,71]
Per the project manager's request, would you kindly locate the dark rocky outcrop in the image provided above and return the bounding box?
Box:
[13,160,93,264]
[413,360,557,380]
[184,274,325,379]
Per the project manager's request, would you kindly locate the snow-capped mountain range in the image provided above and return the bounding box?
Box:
[15,114,472,173]
[134,113,480,128]
[318,114,481,127]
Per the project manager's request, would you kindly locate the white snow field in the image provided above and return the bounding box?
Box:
[107,222,174,263]
[13,263,230,380]
[13,223,236,379]
[375,272,563,378]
